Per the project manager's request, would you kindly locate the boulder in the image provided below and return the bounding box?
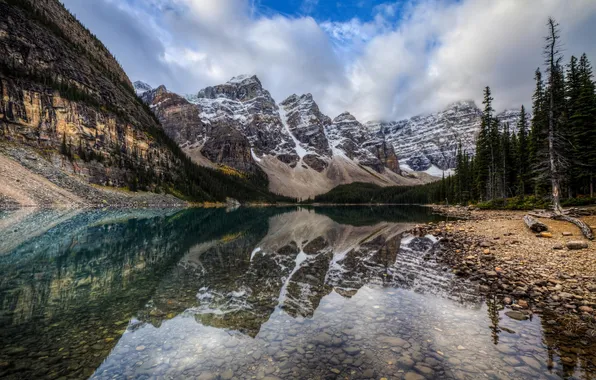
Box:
[567,241,588,250]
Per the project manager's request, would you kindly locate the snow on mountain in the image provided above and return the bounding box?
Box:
[133,81,152,96]
[367,101,521,171]
[140,75,433,198]
[327,112,401,174]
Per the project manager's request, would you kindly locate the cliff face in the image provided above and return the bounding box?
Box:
[0,0,202,201]
[0,78,171,188]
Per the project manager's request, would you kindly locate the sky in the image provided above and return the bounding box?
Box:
[61,0,596,122]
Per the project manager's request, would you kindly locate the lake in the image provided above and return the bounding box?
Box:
[0,206,593,379]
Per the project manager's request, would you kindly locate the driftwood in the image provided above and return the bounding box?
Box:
[524,215,548,232]
[527,211,594,240]
[552,214,594,240]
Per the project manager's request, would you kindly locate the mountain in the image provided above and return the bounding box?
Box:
[0,0,285,207]
[366,101,522,172]
[133,81,153,95]
[141,75,433,198]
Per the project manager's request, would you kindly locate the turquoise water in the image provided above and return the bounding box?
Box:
[0,207,593,379]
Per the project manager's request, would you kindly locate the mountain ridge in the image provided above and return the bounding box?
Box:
[366,101,522,171]
[139,75,434,198]
[137,75,521,180]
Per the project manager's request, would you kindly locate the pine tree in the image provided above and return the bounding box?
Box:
[517,105,530,195]
[475,86,494,201]
[510,131,520,195]
[501,122,516,198]
[529,68,548,195]
[572,53,596,197]
[489,116,502,199]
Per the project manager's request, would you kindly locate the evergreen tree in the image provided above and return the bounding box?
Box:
[489,116,503,199]
[572,53,596,196]
[529,68,548,195]
[475,86,494,201]
[510,130,520,195]
[501,122,516,198]
[516,105,530,195]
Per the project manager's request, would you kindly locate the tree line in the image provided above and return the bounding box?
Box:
[313,18,595,209]
[422,18,596,209]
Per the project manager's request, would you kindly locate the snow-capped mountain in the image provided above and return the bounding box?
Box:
[366,101,522,172]
[133,81,152,96]
[327,112,400,174]
[138,75,432,198]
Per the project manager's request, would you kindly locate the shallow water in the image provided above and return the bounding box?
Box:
[0,206,594,379]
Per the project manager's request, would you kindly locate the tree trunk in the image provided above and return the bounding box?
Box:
[552,214,594,240]
[524,215,548,232]
[547,19,563,215]
[529,211,594,240]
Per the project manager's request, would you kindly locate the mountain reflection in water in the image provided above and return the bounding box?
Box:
[0,207,594,379]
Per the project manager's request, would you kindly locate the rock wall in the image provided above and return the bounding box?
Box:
[0,0,186,192]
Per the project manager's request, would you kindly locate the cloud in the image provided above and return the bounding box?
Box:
[324,0,596,120]
[62,0,596,122]
[300,0,319,15]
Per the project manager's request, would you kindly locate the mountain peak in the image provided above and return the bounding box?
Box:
[333,112,358,123]
[133,81,152,95]
[197,74,268,101]
[446,100,477,109]
[227,74,261,86]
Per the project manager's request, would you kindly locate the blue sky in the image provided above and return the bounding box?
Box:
[257,0,403,21]
[62,0,596,121]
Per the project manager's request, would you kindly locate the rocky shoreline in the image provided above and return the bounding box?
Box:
[413,206,596,339]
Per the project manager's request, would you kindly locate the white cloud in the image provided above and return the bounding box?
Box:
[326,0,596,121]
[300,0,319,15]
[65,0,596,122]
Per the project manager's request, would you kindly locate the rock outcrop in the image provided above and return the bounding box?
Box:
[0,0,185,196]
[327,112,401,175]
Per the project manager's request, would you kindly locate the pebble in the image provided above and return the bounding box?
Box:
[505,311,528,321]
[405,372,425,380]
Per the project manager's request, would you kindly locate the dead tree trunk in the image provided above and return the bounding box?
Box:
[528,211,594,240]
[524,215,548,232]
[546,18,564,215]
[552,214,594,240]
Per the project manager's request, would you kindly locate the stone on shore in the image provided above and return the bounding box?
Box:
[567,241,588,250]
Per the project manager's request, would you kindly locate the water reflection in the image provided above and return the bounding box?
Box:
[0,207,594,379]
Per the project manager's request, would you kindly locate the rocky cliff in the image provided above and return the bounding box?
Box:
[0,0,281,206]
[0,0,181,194]
[141,75,430,198]
[366,101,522,172]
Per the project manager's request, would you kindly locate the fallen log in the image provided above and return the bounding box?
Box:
[553,214,594,241]
[524,215,548,232]
[527,211,594,240]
